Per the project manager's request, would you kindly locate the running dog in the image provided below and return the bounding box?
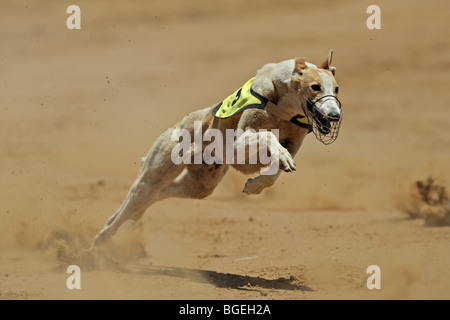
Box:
[91,50,343,248]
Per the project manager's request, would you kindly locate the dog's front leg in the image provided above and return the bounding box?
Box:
[243,171,282,195]
[234,130,297,195]
[242,139,302,195]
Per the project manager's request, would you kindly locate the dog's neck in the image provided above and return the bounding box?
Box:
[252,59,306,120]
[251,59,293,103]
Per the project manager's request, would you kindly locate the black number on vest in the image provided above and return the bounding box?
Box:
[232,88,242,106]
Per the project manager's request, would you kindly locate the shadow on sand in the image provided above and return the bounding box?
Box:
[124,264,313,292]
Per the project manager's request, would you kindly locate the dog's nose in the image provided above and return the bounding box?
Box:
[328,110,340,121]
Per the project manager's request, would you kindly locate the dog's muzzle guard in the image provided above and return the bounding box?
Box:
[304,95,343,145]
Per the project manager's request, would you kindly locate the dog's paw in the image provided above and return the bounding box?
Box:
[243,178,265,195]
[278,147,296,172]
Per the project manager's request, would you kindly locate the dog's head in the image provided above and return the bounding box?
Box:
[292,50,343,144]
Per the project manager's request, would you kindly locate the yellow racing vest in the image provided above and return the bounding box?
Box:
[212,77,267,119]
[212,77,312,132]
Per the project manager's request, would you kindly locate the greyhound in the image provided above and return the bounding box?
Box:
[91,50,343,248]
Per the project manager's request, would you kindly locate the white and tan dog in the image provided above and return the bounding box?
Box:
[91,50,342,248]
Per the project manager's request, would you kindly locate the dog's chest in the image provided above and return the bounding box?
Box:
[241,109,309,144]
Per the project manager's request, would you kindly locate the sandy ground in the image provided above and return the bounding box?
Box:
[1,0,450,300]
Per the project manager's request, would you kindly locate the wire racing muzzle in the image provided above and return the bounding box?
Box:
[304,95,343,145]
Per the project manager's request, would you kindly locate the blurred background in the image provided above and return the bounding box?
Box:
[0,0,449,299]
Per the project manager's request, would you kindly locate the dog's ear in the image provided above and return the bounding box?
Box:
[294,57,307,75]
[319,49,334,70]
[320,49,336,76]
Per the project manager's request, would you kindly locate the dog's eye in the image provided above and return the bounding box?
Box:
[311,84,321,91]
[335,87,339,94]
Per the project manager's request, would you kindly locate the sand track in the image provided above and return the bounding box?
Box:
[1,0,450,299]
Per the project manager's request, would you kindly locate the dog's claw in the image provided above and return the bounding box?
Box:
[278,147,296,173]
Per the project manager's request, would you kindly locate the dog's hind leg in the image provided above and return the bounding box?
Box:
[90,128,186,248]
[158,164,229,200]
